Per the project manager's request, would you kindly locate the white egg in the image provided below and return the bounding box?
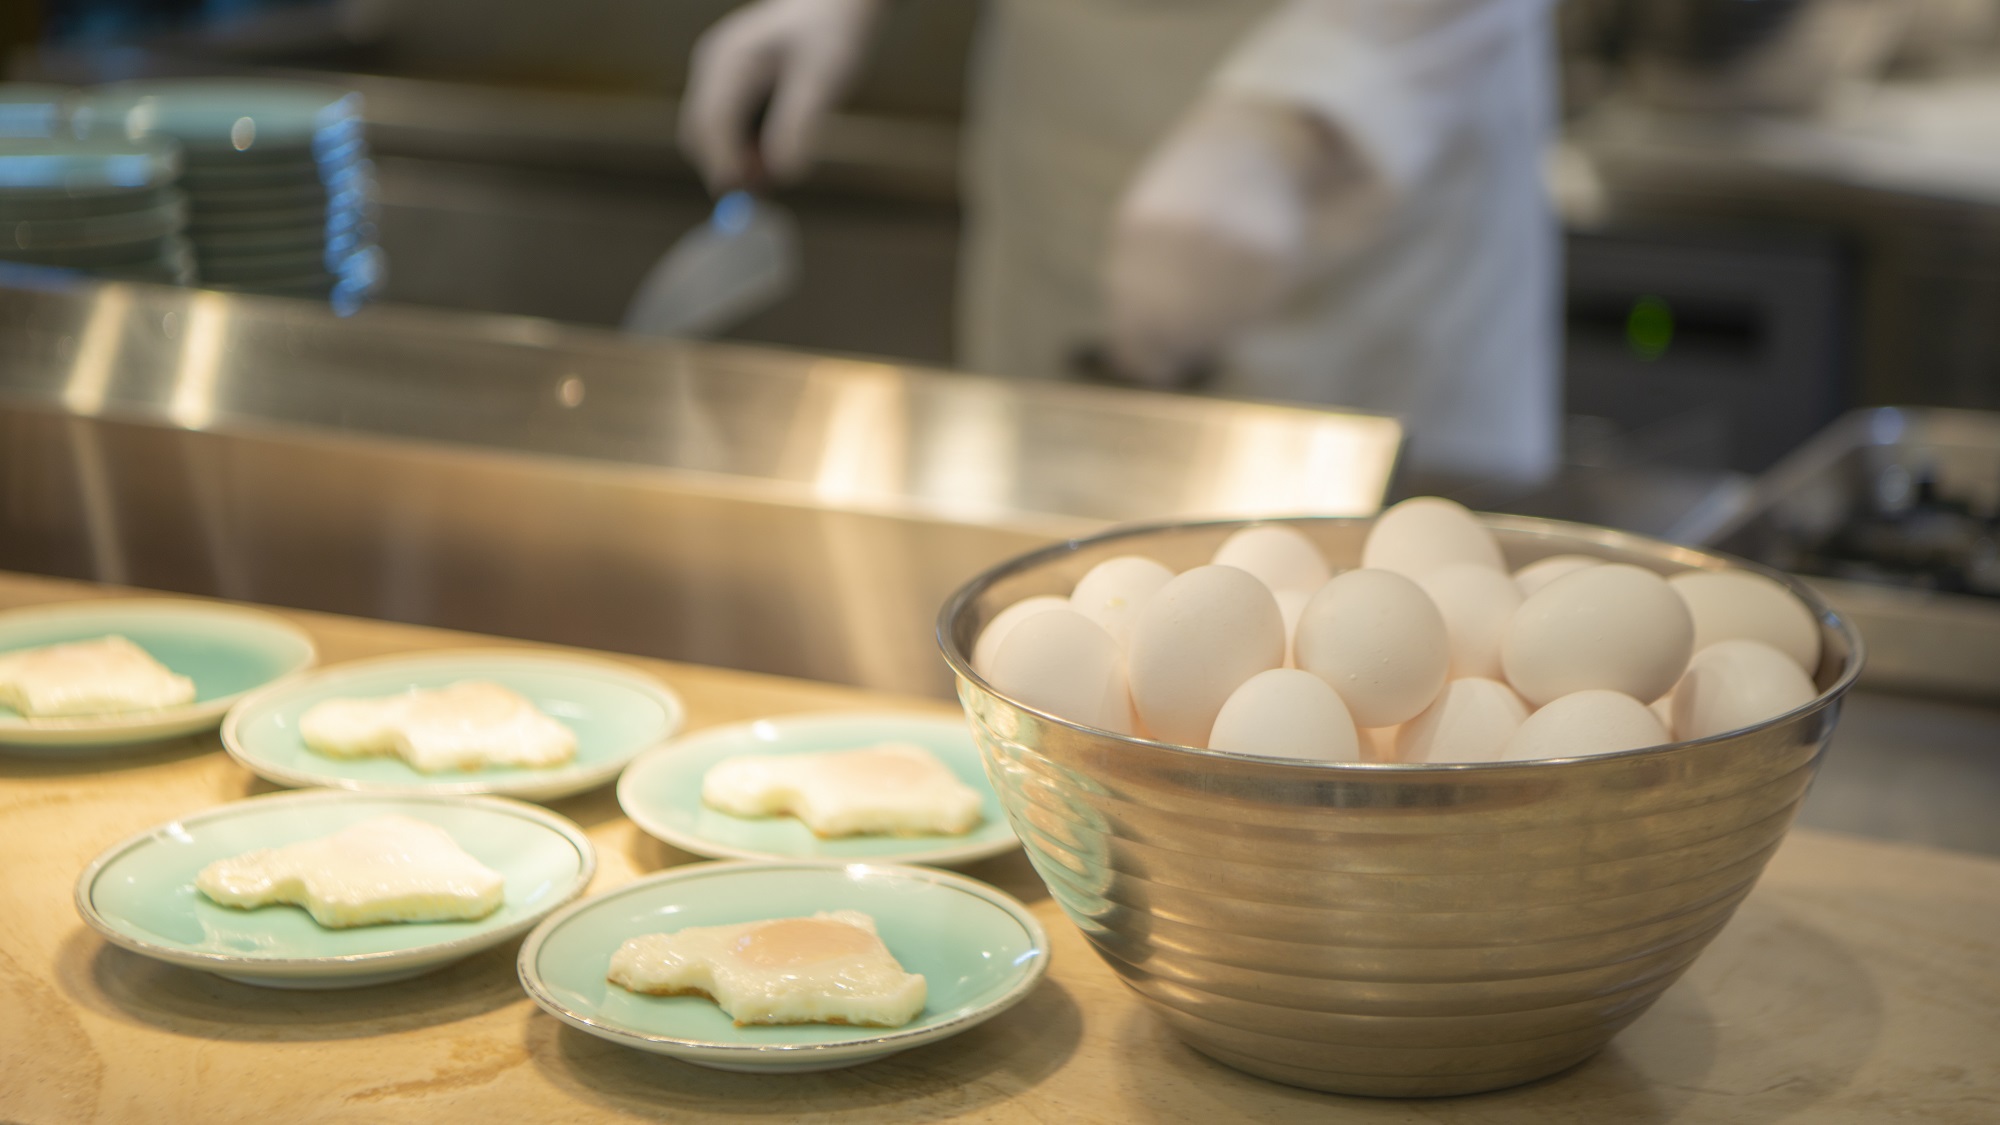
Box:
[1273,588,1311,668]
[972,595,1068,678]
[1212,525,1332,595]
[1501,564,1694,707]
[1293,568,1450,728]
[1361,496,1505,578]
[1358,725,1398,762]
[1070,556,1175,651]
[1500,690,1668,761]
[1650,692,1677,740]
[1670,639,1818,741]
[987,608,1134,735]
[1128,565,1285,747]
[1669,570,1821,674]
[1418,563,1523,681]
[1513,554,1603,598]
[1398,678,1529,764]
[1207,668,1361,762]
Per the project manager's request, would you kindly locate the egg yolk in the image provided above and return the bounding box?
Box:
[733,917,880,967]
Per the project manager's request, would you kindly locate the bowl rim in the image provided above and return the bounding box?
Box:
[72,787,598,974]
[936,511,1866,773]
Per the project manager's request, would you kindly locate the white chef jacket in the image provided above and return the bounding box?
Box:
[958,0,1560,485]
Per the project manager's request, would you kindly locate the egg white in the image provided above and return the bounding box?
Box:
[195,815,505,928]
[701,742,983,838]
[0,635,194,717]
[299,680,577,773]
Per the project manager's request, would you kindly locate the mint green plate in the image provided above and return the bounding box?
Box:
[76,789,596,988]
[616,712,1018,867]
[223,650,685,802]
[517,861,1049,1072]
[0,599,316,752]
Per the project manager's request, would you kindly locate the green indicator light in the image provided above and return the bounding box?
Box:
[1626,295,1674,360]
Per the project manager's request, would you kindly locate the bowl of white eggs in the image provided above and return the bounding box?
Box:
[937,498,1862,1097]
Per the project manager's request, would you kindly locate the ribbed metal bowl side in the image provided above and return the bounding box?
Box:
[939,515,1862,1098]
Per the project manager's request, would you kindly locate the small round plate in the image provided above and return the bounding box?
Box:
[0,599,316,752]
[617,712,1017,867]
[76,789,596,988]
[223,649,685,801]
[517,861,1048,1072]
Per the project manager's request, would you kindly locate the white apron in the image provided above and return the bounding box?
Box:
[958,0,1560,485]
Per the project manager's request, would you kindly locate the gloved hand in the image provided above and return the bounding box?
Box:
[1104,96,1369,388]
[680,0,885,193]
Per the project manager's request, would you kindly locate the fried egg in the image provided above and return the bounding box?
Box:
[607,911,926,1027]
[700,742,983,838]
[299,680,577,773]
[194,815,505,928]
[0,635,195,717]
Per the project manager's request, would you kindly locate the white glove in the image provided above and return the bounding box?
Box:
[1104,96,1370,388]
[680,0,885,192]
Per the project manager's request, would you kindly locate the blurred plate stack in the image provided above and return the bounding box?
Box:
[71,79,382,312]
[0,83,71,138]
[0,132,196,286]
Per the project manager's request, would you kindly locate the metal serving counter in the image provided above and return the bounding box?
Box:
[0,273,1401,697]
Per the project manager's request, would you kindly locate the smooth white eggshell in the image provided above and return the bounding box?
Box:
[1670,639,1818,741]
[1419,564,1523,681]
[1273,588,1311,668]
[1501,564,1694,706]
[1669,570,1821,673]
[1212,525,1333,595]
[987,608,1133,735]
[1294,568,1450,728]
[1650,692,1676,740]
[1208,668,1361,762]
[1361,725,1401,763]
[1500,690,1668,761]
[1361,496,1505,579]
[1398,678,1530,764]
[1070,556,1176,651]
[972,595,1068,677]
[1514,554,1603,598]
[1128,565,1285,747]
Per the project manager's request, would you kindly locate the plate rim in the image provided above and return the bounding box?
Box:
[220,647,687,799]
[73,787,599,975]
[616,710,1019,868]
[515,859,1050,1061]
[0,598,318,743]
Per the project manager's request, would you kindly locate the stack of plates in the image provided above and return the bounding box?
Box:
[0,136,196,285]
[72,79,382,311]
[0,83,69,138]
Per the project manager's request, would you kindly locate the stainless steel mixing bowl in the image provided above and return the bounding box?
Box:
[938,514,1863,1097]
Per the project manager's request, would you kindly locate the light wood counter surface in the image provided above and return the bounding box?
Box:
[2,571,1996,1124]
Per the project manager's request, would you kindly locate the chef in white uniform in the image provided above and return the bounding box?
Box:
[680,0,1558,486]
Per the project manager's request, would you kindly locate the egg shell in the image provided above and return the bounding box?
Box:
[1361,725,1401,763]
[972,595,1068,678]
[1670,639,1818,741]
[1398,678,1530,764]
[1669,570,1821,674]
[1500,689,1668,761]
[1293,568,1450,728]
[1419,563,1523,681]
[987,608,1134,735]
[1501,564,1694,706]
[1273,588,1311,668]
[1208,668,1361,762]
[1212,525,1333,595]
[1361,496,1505,579]
[1513,554,1603,598]
[1128,565,1285,747]
[1070,555,1176,651]
[1650,692,1676,740]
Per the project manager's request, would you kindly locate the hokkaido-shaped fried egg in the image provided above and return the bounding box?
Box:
[195,815,505,928]
[299,680,576,773]
[0,635,195,717]
[700,742,983,837]
[607,911,926,1027]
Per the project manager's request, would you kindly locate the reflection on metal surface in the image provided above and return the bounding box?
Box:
[0,276,1401,695]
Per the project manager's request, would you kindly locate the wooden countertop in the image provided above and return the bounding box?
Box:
[2,571,1996,1124]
